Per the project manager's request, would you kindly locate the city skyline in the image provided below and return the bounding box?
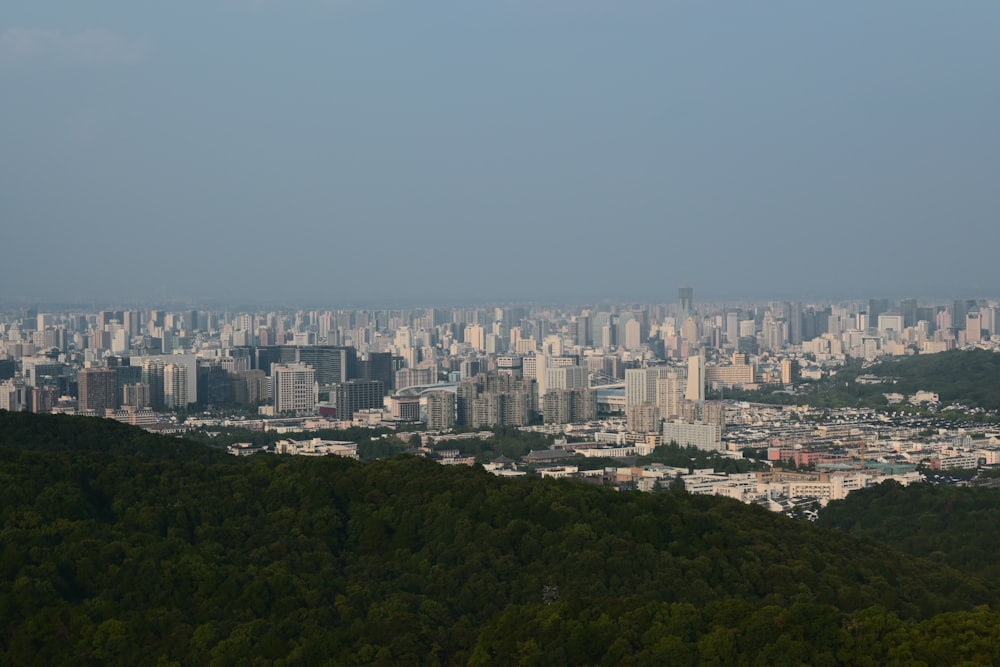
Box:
[3,2,1000,304]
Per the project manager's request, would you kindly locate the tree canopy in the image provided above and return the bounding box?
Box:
[2,410,1000,664]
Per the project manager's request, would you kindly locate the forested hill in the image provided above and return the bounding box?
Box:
[3,411,1000,665]
[819,481,1000,581]
[866,348,1000,410]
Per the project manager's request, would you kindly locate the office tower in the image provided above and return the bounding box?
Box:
[868,299,889,327]
[679,284,693,315]
[624,319,642,350]
[334,379,383,420]
[460,359,482,380]
[575,312,592,347]
[28,385,58,414]
[254,346,299,376]
[395,366,437,390]
[900,299,918,329]
[496,355,523,378]
[545,365,588,392]
[233,369,268,405]
[789,302,803,345]
[725,311,739,344]
[465,324,486,351]
[357,352,393,394]
[685,355,705,403]
[680,316,699,346]
[953,300,971,329]
[780,359,800,385]
[966,312,983,343]
[272,363,318,415]
[625,366,672,407]
[198,363,234,407]
[141,359,166,410]
[164,363,189,410]
[78,367,119,413]
[0,379,26,412]
[982,307,998,336]
[425,390,456,430]
[122,382,151,409]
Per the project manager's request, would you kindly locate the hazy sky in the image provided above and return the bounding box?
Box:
[2,2,998,306]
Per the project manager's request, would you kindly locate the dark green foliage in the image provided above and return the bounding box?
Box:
[639,442,768,473]
[819,480,1000,581]
[2,411,1000,665]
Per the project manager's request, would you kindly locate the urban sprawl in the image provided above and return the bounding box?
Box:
[3,289,999,516]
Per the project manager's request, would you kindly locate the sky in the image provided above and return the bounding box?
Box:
[2,1,999,307]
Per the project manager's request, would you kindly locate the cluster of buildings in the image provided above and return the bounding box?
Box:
[1,290,998,443]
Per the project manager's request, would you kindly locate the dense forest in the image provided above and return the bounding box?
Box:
[819,480,1000,581]
[3,411,1000,664]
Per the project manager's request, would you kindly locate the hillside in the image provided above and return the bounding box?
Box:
[819,480,1000,581]
[867,349,1000,411]
[721,349,1000,415]
[2,411,1000,665]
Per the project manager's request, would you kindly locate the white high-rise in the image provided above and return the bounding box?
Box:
[164,363,189,410]
[685,355,705,403]
[545,365,588,392]
[625,367,673,407]
[272,363,318,415]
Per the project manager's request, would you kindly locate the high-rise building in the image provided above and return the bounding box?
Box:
[358,352,393,394]
[28,385,58,414]
[123,383,151,409]
[455,373,536,427]
[685,355,705,403]
[78,367,119,414]
[545,365,588,392]
[395,366,437,390]
[678,284,693,315]
[141,359,166,410]
[164,363,189,410]
[233,369,269,405]
[424,390,456,430]
[780,359,800,385]
[543,388,596,425]
[625,366,673,407]
[900,299,919,329]
[464,324,486,352]
[627,402,661,433]
[655,371,685,420]
[272,363,318,415]
[334,379,383,420]
[966,312,983,344]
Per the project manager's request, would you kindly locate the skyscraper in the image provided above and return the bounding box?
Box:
[164,363,189,410]
[334,379,383,420]
[685,355,705,403]
[272,363,318,415]
[678,284,693,315]
[78,367,119,414]
[424,390,456,430]
[900,299,918,329]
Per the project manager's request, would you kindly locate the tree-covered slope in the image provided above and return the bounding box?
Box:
[2,411,1000,665]
[819,480,1000,581]
[868,349,1000,410]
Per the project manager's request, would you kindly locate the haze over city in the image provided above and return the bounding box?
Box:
[3,1,1000,305]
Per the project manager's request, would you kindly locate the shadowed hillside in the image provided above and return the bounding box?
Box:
[2,411,999,665]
